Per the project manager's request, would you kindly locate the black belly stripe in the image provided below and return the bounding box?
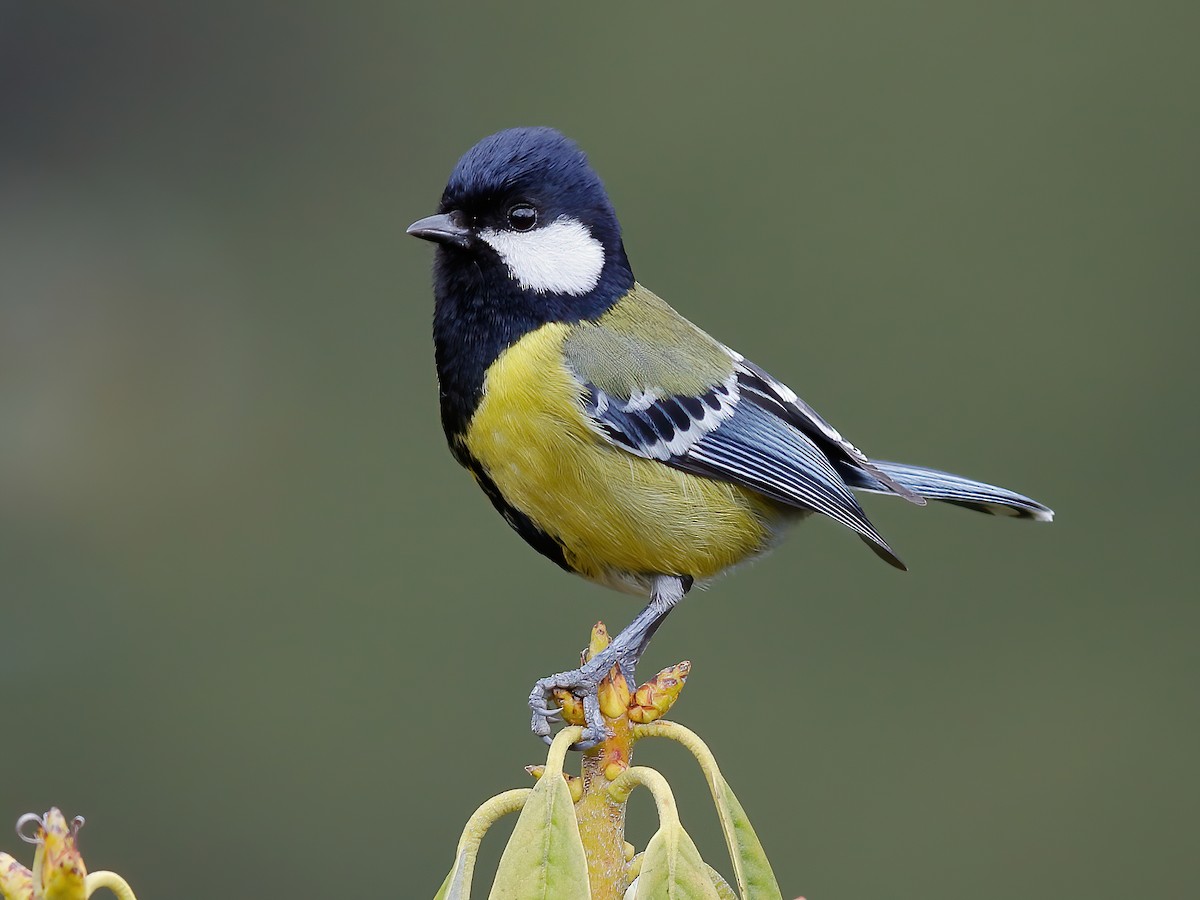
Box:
[459,453,575,574]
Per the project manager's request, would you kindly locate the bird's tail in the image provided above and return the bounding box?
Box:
[841,460,1054,522]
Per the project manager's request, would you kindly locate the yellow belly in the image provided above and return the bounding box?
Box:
[463,323,779,588]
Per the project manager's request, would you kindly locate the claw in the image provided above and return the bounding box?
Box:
[527,672,613,747]
[524,580,689,746]
[527,639,634,746]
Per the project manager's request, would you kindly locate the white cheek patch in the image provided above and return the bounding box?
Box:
[478,216,605,296]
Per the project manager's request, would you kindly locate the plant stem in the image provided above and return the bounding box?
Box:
[574,715,634,900]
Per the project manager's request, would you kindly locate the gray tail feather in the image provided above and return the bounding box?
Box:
[840,460,1054,522]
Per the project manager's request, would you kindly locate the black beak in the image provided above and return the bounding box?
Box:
[406,211,473,248]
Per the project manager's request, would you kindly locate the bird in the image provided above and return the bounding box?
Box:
[407,126,1053,747]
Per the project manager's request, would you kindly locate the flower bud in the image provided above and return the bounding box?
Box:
[552,688,586,726]
[586,621,611,661]
[628,661,690,724]
[598,662,632,720]
[0,853,34,900]
[603,758,628,781]
[33,809,87,900]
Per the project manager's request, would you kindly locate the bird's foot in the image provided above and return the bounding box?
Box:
[528,643,637,749]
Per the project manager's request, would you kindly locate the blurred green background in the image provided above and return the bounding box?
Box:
[2,2,1196,898]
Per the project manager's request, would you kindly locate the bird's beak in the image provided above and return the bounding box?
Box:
[406,211,473,248]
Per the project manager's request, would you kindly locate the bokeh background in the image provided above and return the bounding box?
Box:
[2,3,1196,898]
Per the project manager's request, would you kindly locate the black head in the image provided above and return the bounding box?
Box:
[411,127,636,439]
[410,127,634,315]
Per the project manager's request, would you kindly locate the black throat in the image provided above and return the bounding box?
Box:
[431,244,632,450]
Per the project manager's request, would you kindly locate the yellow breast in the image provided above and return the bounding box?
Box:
[463,323,778,588]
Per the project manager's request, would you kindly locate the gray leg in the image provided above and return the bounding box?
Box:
[529,575,691,747]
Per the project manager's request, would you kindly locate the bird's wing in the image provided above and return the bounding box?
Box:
[728,352,927,506]
[562,286,906,568]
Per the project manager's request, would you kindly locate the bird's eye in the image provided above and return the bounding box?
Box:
[507,204,538,232]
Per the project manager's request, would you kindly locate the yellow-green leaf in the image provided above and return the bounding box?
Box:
[632,723,783,900]
[488,771,589,900]
[702,864,738,900]
[432,855,466,900]
[432,789,531,900]
[712,777,782,900]
[633,823,720,900]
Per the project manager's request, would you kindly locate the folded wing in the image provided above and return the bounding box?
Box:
[572,341,906,569]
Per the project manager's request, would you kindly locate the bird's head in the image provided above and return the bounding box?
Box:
[408,127,634,318]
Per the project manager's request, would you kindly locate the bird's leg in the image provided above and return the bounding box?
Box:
[529,575,691,747]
